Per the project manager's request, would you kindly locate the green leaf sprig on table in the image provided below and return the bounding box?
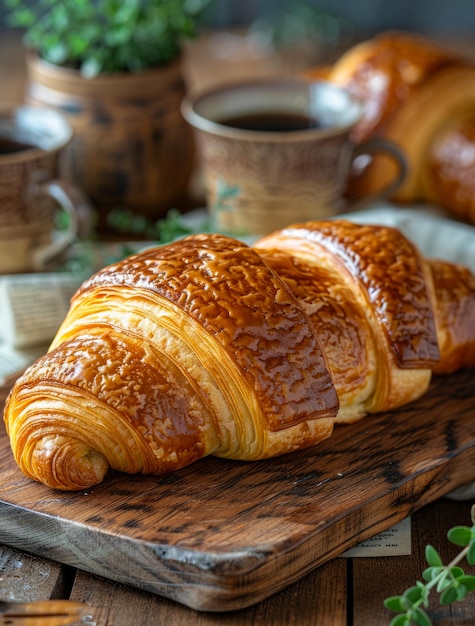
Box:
[106,207,210,242]
[385,504,475,626]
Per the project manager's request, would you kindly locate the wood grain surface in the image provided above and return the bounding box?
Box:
[2,501,475,626]
[0,369,474,612]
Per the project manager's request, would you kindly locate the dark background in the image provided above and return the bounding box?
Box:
[1,0,475,35]
[203,0,475,33]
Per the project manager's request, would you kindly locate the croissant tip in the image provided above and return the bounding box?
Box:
[28,437,110,492]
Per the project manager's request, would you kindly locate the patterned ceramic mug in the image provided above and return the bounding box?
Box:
[181,79,407,236]
[0,105,91,274]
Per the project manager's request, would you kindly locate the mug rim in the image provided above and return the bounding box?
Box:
[181,78,364,141]
[0,104,73,162]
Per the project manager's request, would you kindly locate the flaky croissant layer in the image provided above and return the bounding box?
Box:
[4,221,475,490]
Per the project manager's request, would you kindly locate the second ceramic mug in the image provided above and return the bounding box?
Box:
[0,105,91,274]
[181,79,407,236]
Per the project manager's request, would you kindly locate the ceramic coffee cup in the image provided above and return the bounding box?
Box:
[181,79,407,236]
[0,105,90,274]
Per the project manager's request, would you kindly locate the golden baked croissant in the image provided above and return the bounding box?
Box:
[306,31,475,225]
[4,221,475,490]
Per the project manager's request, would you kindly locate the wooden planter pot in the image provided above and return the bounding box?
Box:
[25,54,195,231]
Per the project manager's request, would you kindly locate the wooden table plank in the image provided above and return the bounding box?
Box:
[0,544,73,602]
[70,556,347,626]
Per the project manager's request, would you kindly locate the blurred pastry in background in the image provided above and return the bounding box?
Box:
[306,31,475,226]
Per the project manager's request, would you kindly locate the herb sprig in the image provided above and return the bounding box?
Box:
[385,505,475,625]
[106,207,210,242]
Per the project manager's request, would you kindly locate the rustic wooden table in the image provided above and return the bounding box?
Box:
[9,504,475,626]
[1,29,475,626]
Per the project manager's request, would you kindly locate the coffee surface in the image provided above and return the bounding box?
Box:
[0,137,37,155]
[218,111,321,132]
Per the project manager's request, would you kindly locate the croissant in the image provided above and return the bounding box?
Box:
[306,31,475,225]
[4,221,475,490]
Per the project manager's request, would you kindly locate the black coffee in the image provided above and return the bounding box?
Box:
[0,137,37,155]
[218,111,321,132]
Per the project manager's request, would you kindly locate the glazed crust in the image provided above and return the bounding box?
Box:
[429,259,475,374]
[255,219,440,418]
[255,247,375,423]
[6,331,215,490]
[257,220,440,367]
[4,223,474,490]
[71,234,338,431]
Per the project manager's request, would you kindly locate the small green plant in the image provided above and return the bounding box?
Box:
[106,207,210,242]
[385,505,475,625]
[5,0,211,77]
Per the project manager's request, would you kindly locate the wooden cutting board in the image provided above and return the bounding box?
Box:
[0,369,474,612]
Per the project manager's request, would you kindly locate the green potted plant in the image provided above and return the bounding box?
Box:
[6,0,212,233]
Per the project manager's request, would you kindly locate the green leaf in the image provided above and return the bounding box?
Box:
[389,615,410,626]
[425,545,442,567]
[50,4,69,29]
[402,586,423,609]
[80,56,103,78]
[68,34,90,56]
[113,3,139,24]
[44,42,69,64]
[105,27,132,46]
[128,214,149,235]
[6,7,35,26]
[411,607,432,626]
[449,566,465,579]
[456,575,475,591]
[448,526,472,547]
[384,596,405,612]
[467,540,475,566]
[440,585,458,605]
[436,575,452,593]
[422,566,442,582]
[455,584,468,601]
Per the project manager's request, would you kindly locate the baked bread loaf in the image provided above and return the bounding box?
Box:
[306,31,475,225]
[4,221,475,490]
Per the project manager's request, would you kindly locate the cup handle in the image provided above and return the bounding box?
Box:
[345,137,408,211]
[31,180,94,272]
